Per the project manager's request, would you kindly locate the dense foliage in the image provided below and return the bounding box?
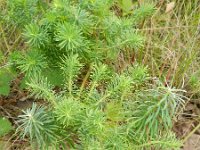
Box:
[16,0,154,78]
[1,0,198,149]
[16,55,183,149]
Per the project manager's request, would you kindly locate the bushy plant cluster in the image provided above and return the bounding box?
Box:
[17,54,184,149]
[0,0,187,149]
[1,0,46,28]
[0,0,155,95]
[13,0,155,77]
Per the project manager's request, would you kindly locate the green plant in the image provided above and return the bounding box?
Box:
[4,0,46,27]
[0,0,155,96]
[0,0,48,96]
[23,24,49,49]
[16,103,67,149]
[0,0,47,55]
[1,0,194,149]
[17,54,185,149]
[19,0,155,69]
[128,83,186,139]
[15,50,48,77]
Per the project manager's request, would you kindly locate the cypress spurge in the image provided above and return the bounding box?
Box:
[17,54,184,149]
[2,0,185,149]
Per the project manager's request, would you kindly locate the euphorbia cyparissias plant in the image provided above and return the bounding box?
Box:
[17,54,184,149]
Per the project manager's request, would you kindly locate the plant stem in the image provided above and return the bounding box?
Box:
[68,77,72,96]
[134,140,181,148]
[87,81,97,99]
[95,92,111,106]
[78,66,91,98]
[0,23,10,53]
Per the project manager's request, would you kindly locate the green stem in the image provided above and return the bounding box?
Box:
[95,92,111,106]
[68,77,73,97]
[87,81,97,99]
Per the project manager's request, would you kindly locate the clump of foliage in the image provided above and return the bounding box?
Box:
[0,0,155,96]
[12,0,155,79]
[2,0,46,28]
[16,54,184,149]
[0,0,189,149]
[16,103,65,149]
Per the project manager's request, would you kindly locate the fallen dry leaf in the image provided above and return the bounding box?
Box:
[165,2,175,13]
